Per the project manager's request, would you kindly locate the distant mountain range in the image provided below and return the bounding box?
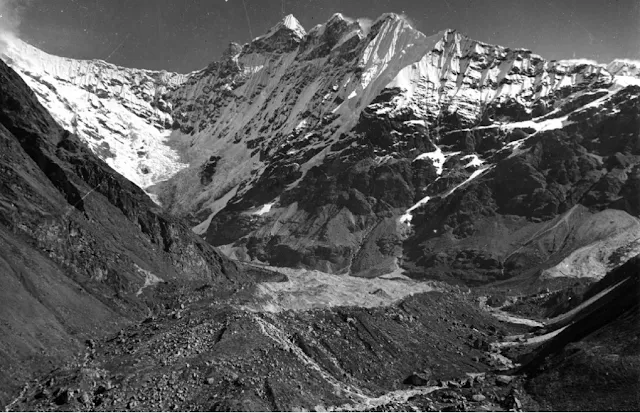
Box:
[3,13,640,287]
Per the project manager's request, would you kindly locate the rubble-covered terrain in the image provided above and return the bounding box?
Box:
[6,257,639,412]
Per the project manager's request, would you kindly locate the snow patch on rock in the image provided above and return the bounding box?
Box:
[462,154,485,168]
[414,146,460,175]
[400,196,431,225]
[445,166,493,197]
[254,202,276,216]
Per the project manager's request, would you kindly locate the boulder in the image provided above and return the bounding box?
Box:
[53,389,71,405]
[403,372,430,386]
[495,375,514,386]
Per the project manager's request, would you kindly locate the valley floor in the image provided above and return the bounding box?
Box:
[0,264,596,411]
[4,258,639,412]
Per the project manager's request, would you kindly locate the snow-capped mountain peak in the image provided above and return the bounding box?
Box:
[280,14,307,37]
[249,14,306,53]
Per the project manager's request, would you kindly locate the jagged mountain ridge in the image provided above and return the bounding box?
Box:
[3,13,640,283]
[3,13,632,200]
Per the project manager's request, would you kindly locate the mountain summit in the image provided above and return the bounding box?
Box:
[271,14,307,38]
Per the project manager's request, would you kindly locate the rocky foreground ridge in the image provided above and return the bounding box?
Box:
[3,13,640,284]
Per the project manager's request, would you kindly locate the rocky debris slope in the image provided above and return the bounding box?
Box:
[13,256,636,412]
[3,245,636,412]
[522,255,640,411]
[0,59,243,406]
[6,278,530,412]
[4,14,640,286]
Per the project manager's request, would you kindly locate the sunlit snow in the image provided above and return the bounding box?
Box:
[399,196,431,224]
[414,147,461,175]
[445,166,493,197]
[400,166,493,225]
[254,202,275,216]
[462,154,485,168]
[403,120,426,127]
[3,38,189,189]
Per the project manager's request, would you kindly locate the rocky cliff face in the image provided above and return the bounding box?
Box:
[3,13,639,285]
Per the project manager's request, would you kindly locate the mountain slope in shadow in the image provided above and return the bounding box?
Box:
[0,59,244,405]
[522,256,640,411]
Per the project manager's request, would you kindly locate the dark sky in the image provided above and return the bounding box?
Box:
[12,0,640,73]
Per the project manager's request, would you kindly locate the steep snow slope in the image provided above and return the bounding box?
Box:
[383,30,613,125]
[1,38,190,190]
